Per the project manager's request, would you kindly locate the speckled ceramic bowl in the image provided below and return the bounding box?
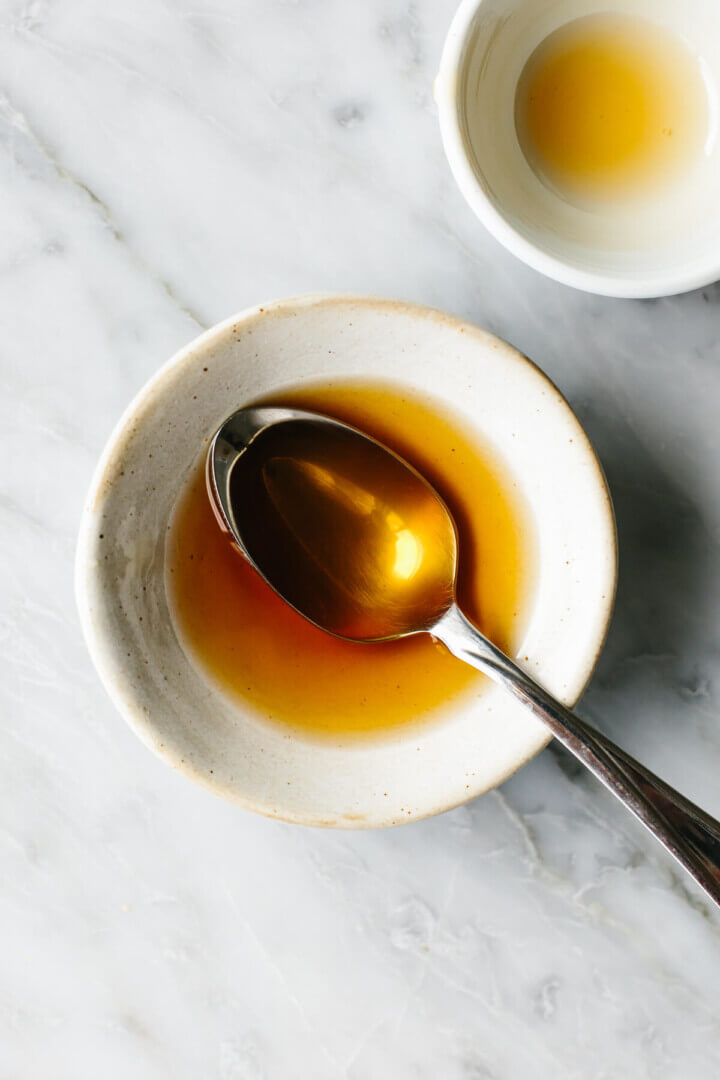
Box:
[76,295,616,826]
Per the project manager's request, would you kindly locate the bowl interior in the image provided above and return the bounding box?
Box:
[76,296,616,826]
[443,0,720,293]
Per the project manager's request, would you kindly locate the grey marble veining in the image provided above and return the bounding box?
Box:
[1,1,720,1076]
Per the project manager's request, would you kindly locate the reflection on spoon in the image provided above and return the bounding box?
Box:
[264,456,425,593]
[225,417,456,642]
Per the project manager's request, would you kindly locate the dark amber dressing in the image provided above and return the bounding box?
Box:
[227,417,457,641]
[166,380,535,739]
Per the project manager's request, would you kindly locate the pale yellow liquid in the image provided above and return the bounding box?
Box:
[515,14,709,206]
[166,381,535,740]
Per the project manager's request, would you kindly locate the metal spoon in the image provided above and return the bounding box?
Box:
[209,405,720,907]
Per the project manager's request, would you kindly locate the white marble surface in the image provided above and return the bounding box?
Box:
[2,0,720,1076]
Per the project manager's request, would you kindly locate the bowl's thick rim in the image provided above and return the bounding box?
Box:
[436,0,720,299]
[76,293,618,827]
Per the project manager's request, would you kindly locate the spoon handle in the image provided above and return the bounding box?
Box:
[434,605,720,908]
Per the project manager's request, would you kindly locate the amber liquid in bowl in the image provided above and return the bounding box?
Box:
[166,381,535,740]
[515,13,708,207]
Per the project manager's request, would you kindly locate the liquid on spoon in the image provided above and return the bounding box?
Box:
[229,418,457,641]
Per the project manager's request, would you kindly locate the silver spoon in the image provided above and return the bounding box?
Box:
[209,405,720,907]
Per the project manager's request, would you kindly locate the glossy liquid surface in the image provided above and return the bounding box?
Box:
[515,14,708,206]
[229,418,456,641]
[167,382,534,740]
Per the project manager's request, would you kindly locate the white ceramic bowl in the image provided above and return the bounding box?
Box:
[76,295,616,826]
[436,0,720,297]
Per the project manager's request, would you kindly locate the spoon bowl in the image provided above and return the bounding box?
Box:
[208,406,458,642]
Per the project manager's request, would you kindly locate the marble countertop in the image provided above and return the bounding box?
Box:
[2,1,720,1076]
